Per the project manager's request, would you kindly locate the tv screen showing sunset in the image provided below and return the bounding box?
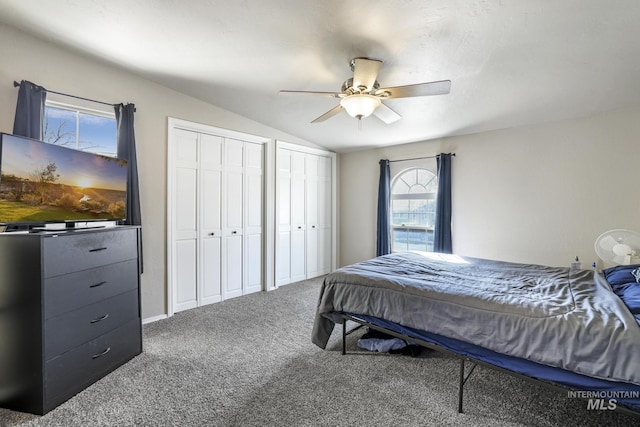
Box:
[0,133,128,224]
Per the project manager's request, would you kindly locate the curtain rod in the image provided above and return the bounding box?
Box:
[13,80,135,111]
[388,153,455,163]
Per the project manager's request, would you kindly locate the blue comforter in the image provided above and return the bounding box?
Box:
[312,252,640,385]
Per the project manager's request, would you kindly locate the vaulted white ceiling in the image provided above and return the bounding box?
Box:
[1,0,639,152]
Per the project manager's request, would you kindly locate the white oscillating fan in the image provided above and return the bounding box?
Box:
[594,229,640,266]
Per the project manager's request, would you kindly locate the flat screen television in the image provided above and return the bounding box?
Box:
[0,132,127,228]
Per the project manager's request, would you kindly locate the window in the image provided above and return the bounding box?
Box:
[391,167,437,252]
[43,101,117,157]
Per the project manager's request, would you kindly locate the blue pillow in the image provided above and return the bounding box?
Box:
[603,264,640,286]
[616,284,640,314]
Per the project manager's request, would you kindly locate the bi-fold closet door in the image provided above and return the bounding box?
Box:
[276,145,333,286]
[171,128,263,313]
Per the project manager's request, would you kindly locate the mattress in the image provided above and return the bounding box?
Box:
[312,252,640,386]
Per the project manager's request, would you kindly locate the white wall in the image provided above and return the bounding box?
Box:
[0,23,322,320]
[340,107,640,268]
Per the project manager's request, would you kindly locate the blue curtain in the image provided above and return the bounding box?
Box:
[376,159,391,256]
[434,153,453,253]
[115,103,143,271]
[13,80,47,139]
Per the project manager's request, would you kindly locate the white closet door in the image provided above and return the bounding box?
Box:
[244,142,263,294]
[317,155,332,274]
[276,149,292,285]
[169,119,268,316]
[305,154,320,278]
[199,133,223,305]
[290,151,306,282]
[223,139,244,300]
[173,129,199,312]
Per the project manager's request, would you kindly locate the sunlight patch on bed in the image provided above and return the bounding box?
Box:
[409,251,470,264]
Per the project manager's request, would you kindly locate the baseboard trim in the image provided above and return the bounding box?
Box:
[142,314,168,324]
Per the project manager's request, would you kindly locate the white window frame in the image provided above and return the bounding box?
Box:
[390,167,438,253]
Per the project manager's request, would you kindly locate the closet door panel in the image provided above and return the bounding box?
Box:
[225,235,243,299]
[278,176,291,228]
[199,134,223,306]
[175,129,198,163]
[201,169,222,232]
[317,179,328,227]
[175,239,197,312]
[225,171,244,231]
[291,178,305,227]
[306,228,319,278]
[246,173,262,231]
[175,168,197,239]
[200,134,223,166]
[174,128,198,240]
[319,227,331,274]
[276,148,292,286]
[276,231,291,284]
[226,139,244,168]
[306,178,318,229]
[245,233,262,294]
[291,229,306,282]
[201,236,222,304]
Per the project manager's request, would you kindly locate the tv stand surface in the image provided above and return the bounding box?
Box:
[28,225,107,234]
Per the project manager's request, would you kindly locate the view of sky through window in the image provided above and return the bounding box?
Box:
[44,104,117,157]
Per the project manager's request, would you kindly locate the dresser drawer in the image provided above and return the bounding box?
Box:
[44,318,141,410]
[43,259,139,320]
[43,228,138,277]
[44,289,139,359]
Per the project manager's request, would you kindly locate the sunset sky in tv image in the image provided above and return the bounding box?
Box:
[1,135,127,191]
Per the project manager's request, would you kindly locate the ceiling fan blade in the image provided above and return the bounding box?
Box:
[352,58,382,91]
[311,104,344,123]
[377,80,451,99]
[279,90,342,98]
[373,102,402,124]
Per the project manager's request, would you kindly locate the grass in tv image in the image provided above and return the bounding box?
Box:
[0,137,127,223]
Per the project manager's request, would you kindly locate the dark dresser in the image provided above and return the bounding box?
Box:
[0,226,142,415]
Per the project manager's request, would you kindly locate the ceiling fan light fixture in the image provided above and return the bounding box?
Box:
[340,94,381,119]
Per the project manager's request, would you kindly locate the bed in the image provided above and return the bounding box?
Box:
[311,251,640,416]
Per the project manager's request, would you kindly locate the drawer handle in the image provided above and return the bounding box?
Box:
[90,313,110,324]
[90,281,108,288]
[92,347,111,359]
[231,230,237,234]
[89,247,108,253]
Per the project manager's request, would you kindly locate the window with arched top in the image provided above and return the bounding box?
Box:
[391,167,437,252]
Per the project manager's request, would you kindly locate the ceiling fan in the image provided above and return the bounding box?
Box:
[279,57,451,124]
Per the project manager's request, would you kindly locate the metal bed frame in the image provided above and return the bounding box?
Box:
[339,313,640,420]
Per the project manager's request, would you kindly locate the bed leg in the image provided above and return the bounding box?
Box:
[342,321,346,355]
[458,358,465,413]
